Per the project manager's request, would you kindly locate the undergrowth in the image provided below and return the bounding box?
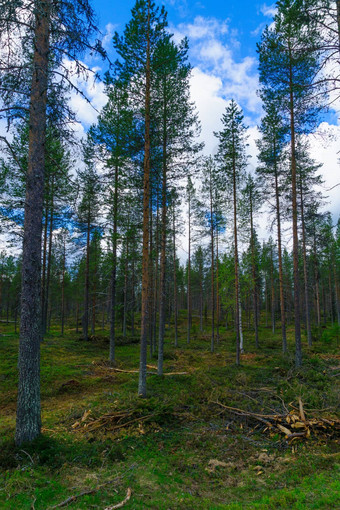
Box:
[0,319,339,509]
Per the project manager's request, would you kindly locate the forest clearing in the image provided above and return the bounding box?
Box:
[1,0,340,508]
[0,318,339,509]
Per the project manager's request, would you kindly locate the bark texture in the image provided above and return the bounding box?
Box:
[16,0,50,445]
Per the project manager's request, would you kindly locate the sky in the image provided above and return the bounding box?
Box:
[77,0,276,132]
[72,0,339,245]
[1,0,339,254]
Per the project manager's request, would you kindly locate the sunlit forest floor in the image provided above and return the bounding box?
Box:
[0,316,339,509]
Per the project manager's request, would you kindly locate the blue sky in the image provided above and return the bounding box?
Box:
[93,0,275,59]
[90,0,277,128]
[72,0,339,228]
[80,0,278,149]
[0,0,338,254]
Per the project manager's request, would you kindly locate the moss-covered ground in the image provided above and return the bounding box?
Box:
[0,317,339,509]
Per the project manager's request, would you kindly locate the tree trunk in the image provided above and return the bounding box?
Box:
[270,246,275,335]
[43,174,54,335]
[173,210,178,348]
[265,277,268,327]
[232,140,240,365]
[334,262,340,326]
[109,164,119,361]
[299,180,312,346]
[131,256,135,336]
[41,204,48,330]
[148,193,154,357]
[187,193,192,344]
[61,240,65,335]
[16,0,50,446]
[158,110,167,375]
[313,227,321,326]
[123,237,129,338]
[288,44,302,367]
[153,190,159,354]
[274,153,287,353]
[239,284,244,354]
[216,228,220,344]
[250,190,259,348]
[199,265,203,333]
[138,0,151,397]
[83,214,90,341]
[91,238,98,336]
[209,172,215,353]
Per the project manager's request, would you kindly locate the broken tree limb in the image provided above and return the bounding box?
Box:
[212,401,285,419]
[97,367,188,376]
[48,478,120,509]
[299,397,306,422]
[104,488,132,510]
[212,399,340,442]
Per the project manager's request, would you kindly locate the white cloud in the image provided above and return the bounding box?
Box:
[172,16,261,118]
[101,22,118,50]
[64,59,108,128]
[307,123,340,222]
[171,15,229,44]
[259,3,277,18]
[190,67,226,154]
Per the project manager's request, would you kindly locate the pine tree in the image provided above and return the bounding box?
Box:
[241,173,262,348]
[257,100,288,352]
[77,136,101,342]
[92,76,134,362]
[215,100,248,364]
[113,0,168,396]
[258,0,323,367]
[295,138,323,345]
[0,0,105,445]
[303,0,340,98]
[199,156,225,352]
[153,35,201,375]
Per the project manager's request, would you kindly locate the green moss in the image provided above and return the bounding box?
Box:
[0,320,339,509]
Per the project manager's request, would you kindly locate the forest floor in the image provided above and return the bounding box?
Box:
[0,317,339,509]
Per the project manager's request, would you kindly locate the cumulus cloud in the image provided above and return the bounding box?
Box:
[63,59,108,128]
[259,3,277,18]
[189,67,226,153]
[171,16,261,119]
[307,123,340,221]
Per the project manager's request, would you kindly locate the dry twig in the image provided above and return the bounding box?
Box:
[48,478,120,509]
[104,488,132,510]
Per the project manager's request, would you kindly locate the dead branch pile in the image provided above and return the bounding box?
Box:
[71,408,159,434]
[213,398,340,442]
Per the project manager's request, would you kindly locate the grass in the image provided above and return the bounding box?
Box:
[0,318,339,509]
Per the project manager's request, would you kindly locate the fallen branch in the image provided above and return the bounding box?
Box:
[298,397,306,422]
[162,371,189,376]
[212,399,340,442]
[212,401,285,420]
[72,407,161,434]
[104,488,132,510]
[85,413,155,433]
[49,478,120,509]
